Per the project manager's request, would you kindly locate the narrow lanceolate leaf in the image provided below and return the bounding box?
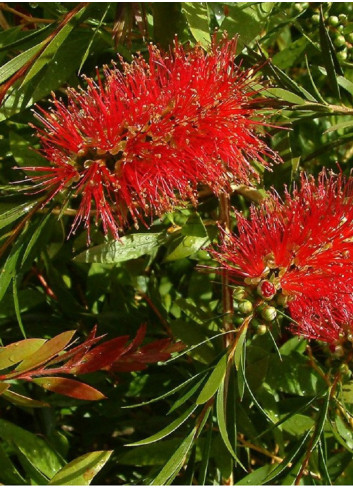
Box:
[264,87,305,105]
[319,8,340,99]
[127,404,197,446]
[78,4,110,73]
[262,429,312,483]
[0,201,37,231]
[233,326,248,371]
[151,428,196,485]
[168,377,205,414]
[1,389,49,408]
[182,3,211,48]
[48,451,113,485]
[21,5,88,86]
[31,377,106,401]
[325,120,353,134]
[196,353,227,405]
[74,233,167,263]
[216,377,246,470]
[0,382,9,395]
[14,330,76,373]
[0,338,46,371]
[0,42,44,84]
[0,419,63,479]
[71,336,130,374]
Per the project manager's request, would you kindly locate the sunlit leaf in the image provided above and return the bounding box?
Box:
[74,232,167,263]
[0,338,46,371]
[32,376,106,401]
[48,450,112,485]
[14,331,75,373]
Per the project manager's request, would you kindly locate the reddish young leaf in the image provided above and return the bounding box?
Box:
[32,376,106,401]
[71,336,130,374]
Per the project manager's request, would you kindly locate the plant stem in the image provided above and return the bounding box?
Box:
[219,193,234,349]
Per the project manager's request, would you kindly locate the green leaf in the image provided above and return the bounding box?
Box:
[235,464,273,485]
[48,450,112,485]
[21,212,52,266]
[182,3,211,48]
[127,404,197,446]
[319,8,340,99]
[1,389,49,408]
[74,232,167,263]
[21,5,88,86]
[78,4,110,73]
[0,201,37,231]
[164,212,209,262]
[119,439,183,467]
[32,377,106,401]
[337,75,353,96]
[233,326,248,370]
[281,413,315,436]
[15,330,76,373]
[272,37,311,70]
[10,131,47,167]
[151,428,196,485]
[30,29,93,103]
[123,371,208,409]
[216,377,246,470]
[0,382,9,394]
[12,277,26,338]
[168,377,205,414]
[0,338,46,370]
[341,381,353,404]
[0,238,26,303]
[263,87,305,105]
[221,3,275,51]
[262,430,312,483]
[198,412,213,484]
[0,442,26,484]
[196,353,227,405]
[0,419,63,479]
[325,120,353,134]
[0,42,44,84]
[266,351,326,396]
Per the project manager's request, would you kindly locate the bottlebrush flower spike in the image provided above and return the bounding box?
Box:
[211,170,353,345]
[22,35,280,241]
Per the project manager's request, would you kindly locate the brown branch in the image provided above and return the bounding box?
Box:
[219,193,234,349]
[0,3,54,24]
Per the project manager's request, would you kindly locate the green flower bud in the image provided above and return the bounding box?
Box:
[234,315,246,326]
[261,306,277,322]
[312,14,320,24]
[238,300,253,315]
[329,15,340,26]
[347,32,353,44]
[334,35,346,48]
[256,324,268,335]
[337,48,348,61]
[338,14,348,25]
[277,293,289,307]
[233,286,246,301]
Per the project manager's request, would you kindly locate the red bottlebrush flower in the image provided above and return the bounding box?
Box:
[211,170,353,345]
[22,35,280,241]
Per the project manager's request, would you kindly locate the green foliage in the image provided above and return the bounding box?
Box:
[0,1,353,485]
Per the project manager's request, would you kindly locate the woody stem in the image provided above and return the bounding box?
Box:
[219,193,234,348]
